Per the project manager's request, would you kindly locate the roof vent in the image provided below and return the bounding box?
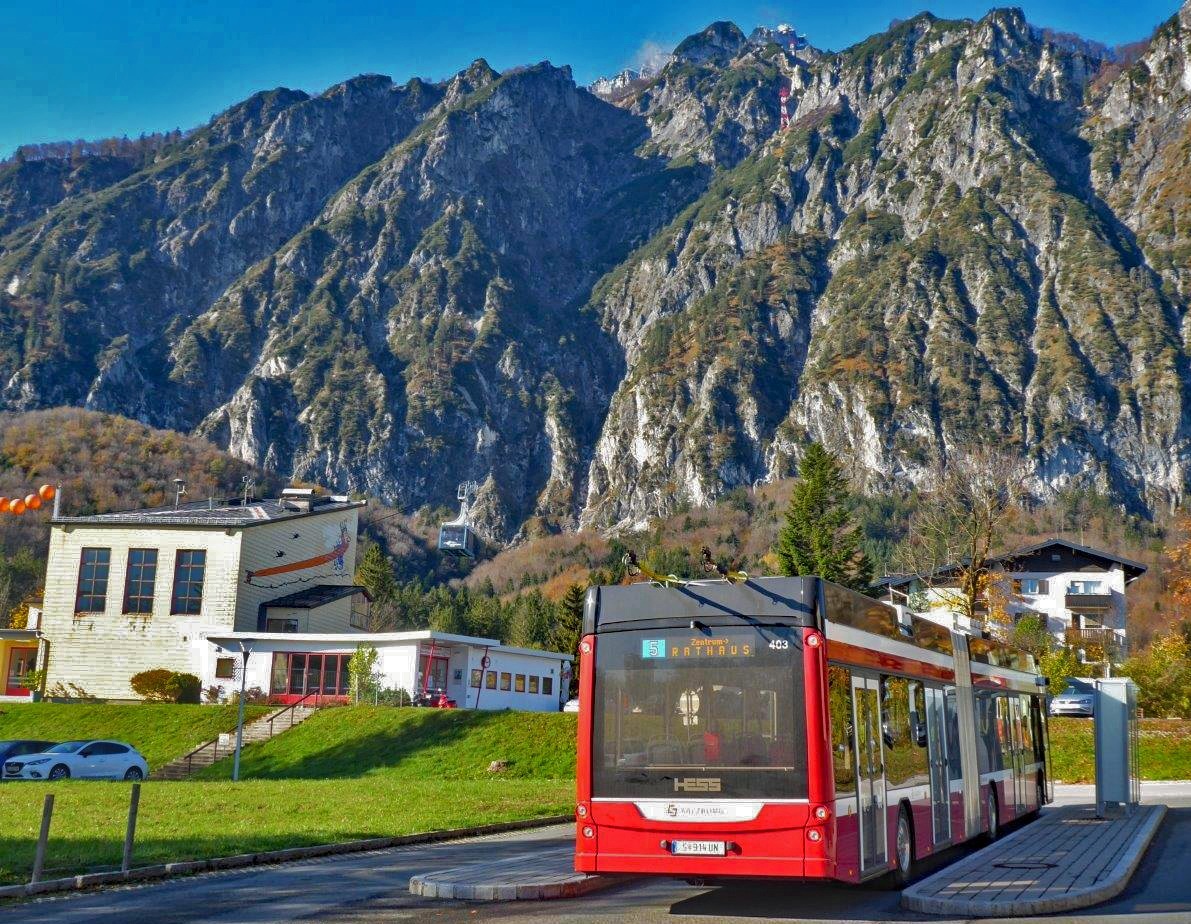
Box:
[281,487,316,511]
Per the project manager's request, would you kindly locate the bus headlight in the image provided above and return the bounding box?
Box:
[582,826,595,839]
[577,804,588,817]
[807,829,823,842]
[813,805,831,821]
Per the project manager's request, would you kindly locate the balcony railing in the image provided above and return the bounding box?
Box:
[1065,626,1120,659]
[1066,592,1112,610]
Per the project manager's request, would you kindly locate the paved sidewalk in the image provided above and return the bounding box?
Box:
[902,803,1167,917]
[409,842,622,900]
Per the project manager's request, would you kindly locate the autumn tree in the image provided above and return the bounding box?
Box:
[897,444,1028,629]
[774,443,872,590]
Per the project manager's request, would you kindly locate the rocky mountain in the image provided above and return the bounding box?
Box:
[1,3,1189,541]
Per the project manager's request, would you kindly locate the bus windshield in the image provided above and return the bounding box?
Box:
[592,625,807,800]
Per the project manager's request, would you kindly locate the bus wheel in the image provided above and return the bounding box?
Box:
[987,789,1000,842]
[892,806,915,886]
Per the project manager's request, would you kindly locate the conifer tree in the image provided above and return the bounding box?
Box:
[774,443,872,590]
[355,543,399,629]
[553,583,585,695]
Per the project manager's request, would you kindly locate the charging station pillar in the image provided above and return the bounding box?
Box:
[1094,677,1140,817]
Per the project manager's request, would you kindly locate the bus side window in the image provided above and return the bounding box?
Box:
[996,694,1014,771]
[944,687,962,781]
[1018,693,1034,763]
[881,675,914,788]
[976,692,999,774]
[828,666,856,797]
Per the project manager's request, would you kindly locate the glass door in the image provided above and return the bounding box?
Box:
[5,647,37,695]
[925,686,951,844]
[852,674,887,873]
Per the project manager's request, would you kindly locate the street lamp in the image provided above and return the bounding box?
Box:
[232,643,251,782]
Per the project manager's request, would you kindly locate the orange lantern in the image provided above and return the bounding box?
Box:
[0,498,9,513]
[11,499,26,515]
[38,484,55,501]
[25,494,41,511]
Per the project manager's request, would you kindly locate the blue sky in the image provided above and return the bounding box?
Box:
[0,0,1178,157]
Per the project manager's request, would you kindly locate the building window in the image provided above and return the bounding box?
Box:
[528,675,539,694]
[542,676,553,696]
[75,548,111,613]
[123,548,158,613]
[266,618,299,633]
[1013,578,1048,595]
[500,672,511,691]
[215,657,235,680]
[470,669,482,688]
[171,550,206,614]
[486,671,497,689]
[514,674,526,693]
[1069,580,1103,595]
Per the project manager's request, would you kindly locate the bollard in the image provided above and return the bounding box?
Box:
[30,793,54,884]
[122,783,141,872]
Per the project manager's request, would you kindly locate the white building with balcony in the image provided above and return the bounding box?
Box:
[876,539,1146,662]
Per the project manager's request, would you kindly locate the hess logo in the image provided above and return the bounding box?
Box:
[673,777,722,792]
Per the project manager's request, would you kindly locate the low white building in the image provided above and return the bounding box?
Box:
[877,538,1146,663]
[204,630,571,711]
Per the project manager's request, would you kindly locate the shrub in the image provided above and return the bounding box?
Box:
[130,668,201,703]
[203,685,225,704]
[167,672,202,704]
[230,686,268,705]
[130,668,176,702]
[376,686,412,706]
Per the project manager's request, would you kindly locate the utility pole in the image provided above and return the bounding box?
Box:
[232,644,251,782]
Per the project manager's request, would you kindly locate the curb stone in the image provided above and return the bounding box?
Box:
[0,815,571,903]
[901,804,1167,917]
[409,870,624,902]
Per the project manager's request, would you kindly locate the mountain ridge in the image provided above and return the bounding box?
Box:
[1,4,1188,541]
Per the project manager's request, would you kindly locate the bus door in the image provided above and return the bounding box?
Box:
[1012,697,1029,814]
[851,674,887,873]
[999,694,1025,818]
[924,686,951,844]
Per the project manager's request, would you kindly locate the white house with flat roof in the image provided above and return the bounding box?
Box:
[203,630,571,711]
[33,489,368,701]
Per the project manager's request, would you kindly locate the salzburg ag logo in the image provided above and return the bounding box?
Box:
[673,777,722,792]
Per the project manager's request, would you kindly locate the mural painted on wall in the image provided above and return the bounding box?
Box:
[245,521,351,585]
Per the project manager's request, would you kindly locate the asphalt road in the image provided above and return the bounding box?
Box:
[2,784,1188,924]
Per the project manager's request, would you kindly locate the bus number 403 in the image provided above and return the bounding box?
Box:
[768,639,790,650]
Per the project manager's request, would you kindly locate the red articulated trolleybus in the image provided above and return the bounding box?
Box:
[574,576,1053,884]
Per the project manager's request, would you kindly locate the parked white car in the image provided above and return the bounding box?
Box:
[3,740,149,781]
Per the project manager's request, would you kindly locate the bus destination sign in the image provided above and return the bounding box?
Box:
[640,636,754,660]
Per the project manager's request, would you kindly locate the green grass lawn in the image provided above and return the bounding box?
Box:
[1049,717,1191,783]
[0,778,573,885]
[196,706,578,780]
[0,704,272,770]
[0,707,578,885]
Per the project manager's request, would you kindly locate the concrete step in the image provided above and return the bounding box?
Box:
[151,704,320,781]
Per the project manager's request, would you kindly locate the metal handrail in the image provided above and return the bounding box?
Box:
[267,690,321,736]
[166,694,322,778]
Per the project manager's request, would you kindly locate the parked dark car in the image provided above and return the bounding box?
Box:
[0,740,55,779]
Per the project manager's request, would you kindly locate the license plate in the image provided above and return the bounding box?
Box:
[671,840,726,856]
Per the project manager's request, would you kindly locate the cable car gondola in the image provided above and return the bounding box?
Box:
[438,481,479,559]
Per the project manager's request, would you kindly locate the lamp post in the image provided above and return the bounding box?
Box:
[232,644,251,782]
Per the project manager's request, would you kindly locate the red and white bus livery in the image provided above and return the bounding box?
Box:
[574,576,1052,883]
